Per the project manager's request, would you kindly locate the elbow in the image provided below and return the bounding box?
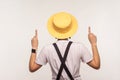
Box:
[94,66,100,70]
[29,69,35,73]
[29,67,36,72]
[87,60,100,70]
[29,63,41,72]
[93,64,100,70]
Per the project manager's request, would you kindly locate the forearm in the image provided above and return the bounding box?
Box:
[91,43,100,68]
[29,51,42,72]
[29,53,37,72]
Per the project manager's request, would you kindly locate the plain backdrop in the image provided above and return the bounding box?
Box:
[0,0,120,80]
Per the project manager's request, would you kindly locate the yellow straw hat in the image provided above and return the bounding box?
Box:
[47,12,78,39]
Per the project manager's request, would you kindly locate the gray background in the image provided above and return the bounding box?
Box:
[0,0,120,80]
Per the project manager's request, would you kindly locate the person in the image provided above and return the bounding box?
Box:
[29,12,100,80]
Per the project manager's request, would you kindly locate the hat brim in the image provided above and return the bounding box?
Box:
[47,12,78,39]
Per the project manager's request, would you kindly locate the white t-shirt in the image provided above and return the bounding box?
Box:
[36,40,93,80]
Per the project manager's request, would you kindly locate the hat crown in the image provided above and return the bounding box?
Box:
[53,12,71,29]
[47,12,78,39]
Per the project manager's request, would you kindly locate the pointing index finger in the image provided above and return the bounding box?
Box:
[35,29,38,37]
[88,26,91,33]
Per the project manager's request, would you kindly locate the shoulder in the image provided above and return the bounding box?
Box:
[71,41,89,52]
[41,43,54,51]
[71,41,85,47]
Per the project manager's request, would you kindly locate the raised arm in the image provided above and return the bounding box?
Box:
[87,27,100,69]
[29,30,42,72]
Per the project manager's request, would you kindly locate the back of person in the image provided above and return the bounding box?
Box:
[36,40,92,80]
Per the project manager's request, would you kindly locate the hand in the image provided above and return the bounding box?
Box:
[31,30,38,49]
[88,27,97,46]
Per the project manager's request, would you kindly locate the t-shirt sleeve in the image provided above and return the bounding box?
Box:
[81,44,93,63]
[35,46,48,65]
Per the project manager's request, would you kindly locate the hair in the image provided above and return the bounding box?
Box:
[56,37,71,40]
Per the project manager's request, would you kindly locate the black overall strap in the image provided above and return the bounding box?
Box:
[53,41,74,80]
